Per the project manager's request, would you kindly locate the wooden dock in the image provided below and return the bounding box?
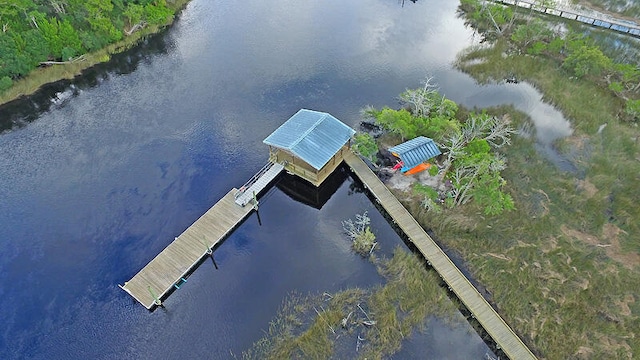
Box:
[495,0,640,38]
[235,163,284,206]
[120,189,254,309]
[121,161,285,309]
[343,151,537,360]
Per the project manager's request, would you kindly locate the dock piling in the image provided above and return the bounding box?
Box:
[147,286,162,306]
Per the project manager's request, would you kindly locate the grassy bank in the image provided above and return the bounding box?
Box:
[0,0,191,106]
[455,39,627,134]
[421,41,640,357]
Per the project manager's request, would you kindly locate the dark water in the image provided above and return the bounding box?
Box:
[0,0,571,358]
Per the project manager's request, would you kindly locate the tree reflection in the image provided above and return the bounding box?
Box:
[0,31,172,134]
[400,0,418,7]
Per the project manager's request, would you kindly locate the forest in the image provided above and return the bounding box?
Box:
[0,0,177,91]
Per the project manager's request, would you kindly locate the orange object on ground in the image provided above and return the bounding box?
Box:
[404,162,430,175]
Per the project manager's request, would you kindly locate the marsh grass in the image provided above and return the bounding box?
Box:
[242,248,459,360]
[361,248,458,359]
[456,39,626,133]
[409,103,640,358]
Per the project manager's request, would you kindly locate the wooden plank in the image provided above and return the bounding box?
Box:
[121,189,253,309]
[344,151,537,360]
[235,163,285,206]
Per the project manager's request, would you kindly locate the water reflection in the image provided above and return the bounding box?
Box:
[276,165,350,210]
[0,33,173,133]
[0,0,562,358]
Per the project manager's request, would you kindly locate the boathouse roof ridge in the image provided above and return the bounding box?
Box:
[264,109,355,170]
[389,136,441,170]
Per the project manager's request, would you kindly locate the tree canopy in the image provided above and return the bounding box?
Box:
[364,82,516,216]
[0,0,178,90]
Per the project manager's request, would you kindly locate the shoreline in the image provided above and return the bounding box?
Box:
[0,0,191,108]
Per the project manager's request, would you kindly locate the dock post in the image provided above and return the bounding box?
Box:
[255,208,262,226]
[252,191,258,210]
[148,285,162,306]
[199,237,213,256]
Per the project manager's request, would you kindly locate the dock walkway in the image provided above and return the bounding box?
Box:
[121,161,285,309]
[120,189,254,309]
[495,0,640,37]
[235,162,284,206]
[344,151,536,360]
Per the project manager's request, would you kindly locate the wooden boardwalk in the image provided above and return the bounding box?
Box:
[495,0,640,37]
[120,189,254,309]
[235,163,284,206]
[344,152,537,360]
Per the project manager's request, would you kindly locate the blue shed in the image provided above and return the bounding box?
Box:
[389,136,441,173]
[264,109,355,186]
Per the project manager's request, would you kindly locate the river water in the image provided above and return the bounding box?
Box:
[0,0,571,359]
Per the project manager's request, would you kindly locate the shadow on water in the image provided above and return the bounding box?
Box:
[0,32,172,134]
[276,165,351,210]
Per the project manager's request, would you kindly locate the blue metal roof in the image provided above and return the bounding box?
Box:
[389,136,441,170]
[264,109,356,170]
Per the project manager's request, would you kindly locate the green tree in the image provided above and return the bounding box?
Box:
[59,20,84,57]
[37,15,64,59]
[143,1,173,25]
[465,138,490,155]
[0,76,12,91]
[83,0,122,44]
[418,115,459,140]
[562,45,612,78]
[0,31,47,77]
[511,20,554,49]
[375,108,417,141]
[123,3,145,26]
[353,133,379,162]
[625,99,640,121]
[472,173,515,215]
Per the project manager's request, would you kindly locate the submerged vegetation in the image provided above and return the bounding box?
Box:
[242,247,459,359]
[342,212,378,257]
[242,215,462,359]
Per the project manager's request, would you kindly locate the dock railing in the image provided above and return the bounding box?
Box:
[235,162,275,200]
[493,0,640,37]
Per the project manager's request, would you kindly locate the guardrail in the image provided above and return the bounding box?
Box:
[234,162,275,200]
[494,0,640,37]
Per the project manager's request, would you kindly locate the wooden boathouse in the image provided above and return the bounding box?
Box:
[264,109,355,187]
[120,109,536,359]
[120,109,355,309]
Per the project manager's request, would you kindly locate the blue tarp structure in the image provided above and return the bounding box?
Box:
[264,109,356,170]
[389,136,441,173]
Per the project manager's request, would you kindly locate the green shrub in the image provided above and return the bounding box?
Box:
[413,183,439,200]
[0,76,12,92]
[625,99,640,121]
[465,138,491,154]
[353,133,379,162]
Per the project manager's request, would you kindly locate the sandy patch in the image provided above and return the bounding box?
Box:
[560,224,639,269]
[616,294,635,317]
[384,166,447,192]
[576,178,598,198]
[385,170,417,191]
